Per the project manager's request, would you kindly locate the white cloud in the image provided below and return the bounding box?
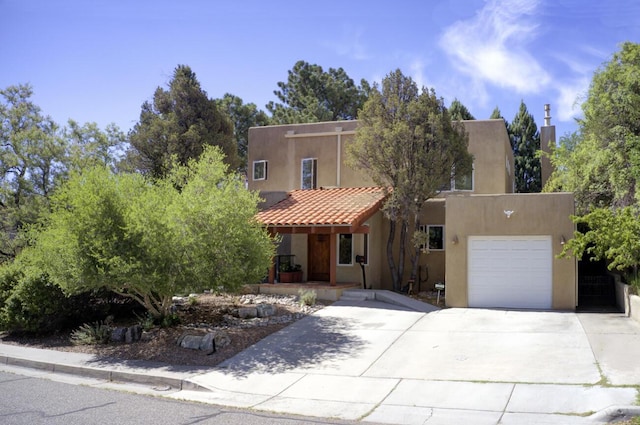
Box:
[555,77,589,122]
[410,59,427,90]
[323,26,370,61]
[439,0,550,94]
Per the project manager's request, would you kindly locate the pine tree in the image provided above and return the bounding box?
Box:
[449,98,475,120]
[509,101,541,193]
[127,65,237,178]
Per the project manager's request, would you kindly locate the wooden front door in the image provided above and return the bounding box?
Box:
[308,234,330,281]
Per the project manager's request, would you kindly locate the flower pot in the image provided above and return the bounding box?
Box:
[279,271,303,283]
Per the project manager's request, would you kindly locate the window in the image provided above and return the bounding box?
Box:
[419,225,445,251]
[441,165,474,191]
[363,233,369,265]
[338,234,353,265]
[454,168,473,191]
[301,158,317,189]
[253,160,267,181]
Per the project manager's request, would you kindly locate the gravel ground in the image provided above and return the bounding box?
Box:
[0,293,325,367]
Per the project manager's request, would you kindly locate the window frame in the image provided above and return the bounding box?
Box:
[338,233,353,266]
[419,224,445,252]
[301,158,317,190]
[362,233,369,266]
[441,164,474,192]
[252,160,268,181]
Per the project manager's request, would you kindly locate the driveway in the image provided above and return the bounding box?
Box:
[183,298,640,424]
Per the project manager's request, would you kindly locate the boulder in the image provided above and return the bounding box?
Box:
[256,304,276,318]
[111,327,126,343]
[237,307,258,319]
[178,334,203,350]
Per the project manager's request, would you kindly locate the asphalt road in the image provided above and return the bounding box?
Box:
[0,371,362,425]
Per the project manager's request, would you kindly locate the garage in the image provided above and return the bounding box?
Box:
[468,236,552,309]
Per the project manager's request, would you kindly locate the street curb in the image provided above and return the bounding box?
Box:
[0,353,209,392]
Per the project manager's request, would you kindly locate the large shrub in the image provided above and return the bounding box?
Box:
[24,146,275,319]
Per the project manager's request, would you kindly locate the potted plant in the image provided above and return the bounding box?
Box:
[279,263,303,283]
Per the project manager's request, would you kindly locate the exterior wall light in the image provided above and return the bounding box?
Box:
[504,210,514,218]
[452,235,459,245]
[560,235,566,245]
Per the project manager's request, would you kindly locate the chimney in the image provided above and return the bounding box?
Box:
[540,104,556,189]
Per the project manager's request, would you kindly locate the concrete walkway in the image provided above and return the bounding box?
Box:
[1,293,640,424]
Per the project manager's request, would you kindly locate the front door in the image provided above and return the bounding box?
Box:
[308,234,330,281]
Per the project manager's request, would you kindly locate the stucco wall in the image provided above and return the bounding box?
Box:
[461,119,514,195]
[379,199,447,291]
[445,193,576,310]
[286,211,384,288]
[248,120,375,193]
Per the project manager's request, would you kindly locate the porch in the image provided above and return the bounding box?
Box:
[258,282,362,302]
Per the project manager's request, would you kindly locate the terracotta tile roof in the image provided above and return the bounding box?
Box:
[256,187,387,229]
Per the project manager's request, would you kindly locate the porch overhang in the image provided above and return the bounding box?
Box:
[256,186,388,286]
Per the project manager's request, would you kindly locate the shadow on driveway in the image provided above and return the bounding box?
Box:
[215,314,366,378]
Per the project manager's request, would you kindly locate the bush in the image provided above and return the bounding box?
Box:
[0,262,125,334]
[298,289,317,306]
[71,321,111,345]
[0,267,75,333]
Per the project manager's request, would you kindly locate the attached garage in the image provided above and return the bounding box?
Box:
[468,236,553,309]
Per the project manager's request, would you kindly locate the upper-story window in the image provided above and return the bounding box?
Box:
[301,158,317,189]
[253,160,268,181]
[441,165,474,191]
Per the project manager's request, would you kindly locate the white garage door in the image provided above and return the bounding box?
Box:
[468,236,552,309]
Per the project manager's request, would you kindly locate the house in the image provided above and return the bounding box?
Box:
[248,113,577,310]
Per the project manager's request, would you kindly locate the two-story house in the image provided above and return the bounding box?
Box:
[249,117,576,310]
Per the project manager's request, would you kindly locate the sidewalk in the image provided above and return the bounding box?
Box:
[1,294,639,424]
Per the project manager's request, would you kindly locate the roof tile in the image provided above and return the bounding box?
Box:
[256,187,387,228]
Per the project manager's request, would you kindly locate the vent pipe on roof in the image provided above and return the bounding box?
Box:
[540,104,556,188]
[544,104,551,127]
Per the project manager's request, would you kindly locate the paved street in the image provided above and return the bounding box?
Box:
[2,293,640,424]
[0,371,362,425]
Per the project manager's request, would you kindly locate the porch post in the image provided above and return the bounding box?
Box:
[329,232,337,286]
[268,259,275,284]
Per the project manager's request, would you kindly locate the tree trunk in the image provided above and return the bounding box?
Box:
[397,219,407,292]
[387,220,398,291]
[409,214,421,282]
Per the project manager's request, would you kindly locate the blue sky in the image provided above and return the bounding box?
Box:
[1,0,639,139]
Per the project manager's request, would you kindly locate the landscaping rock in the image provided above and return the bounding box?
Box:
[177,334,202,350]
[125,325,142,343]
[178,331,231,352]
[237,306,258,319]
[256,303,276,317]
[111,327,126,343]
[111,325,142,343]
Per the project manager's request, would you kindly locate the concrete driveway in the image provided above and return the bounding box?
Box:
[182,297,640,424]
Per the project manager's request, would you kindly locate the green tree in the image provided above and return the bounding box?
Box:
[489,106,503,119]
[0,84,65,262]
[23,147,274,318]
[65,120,126,173]
[267,60,370,124]
[449,98,475,120]
[509,101,541,193]
[348,69,472,291]
[215,93,269,173]
[549,43,640,273]
[127,65,237,178]
[0,85,126,264]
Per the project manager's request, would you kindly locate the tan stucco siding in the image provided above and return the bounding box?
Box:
[280,211,384,287]
[379,199,447,291]
[248,121,375,192]
[462,119,513,194]
[445,193,576,310]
